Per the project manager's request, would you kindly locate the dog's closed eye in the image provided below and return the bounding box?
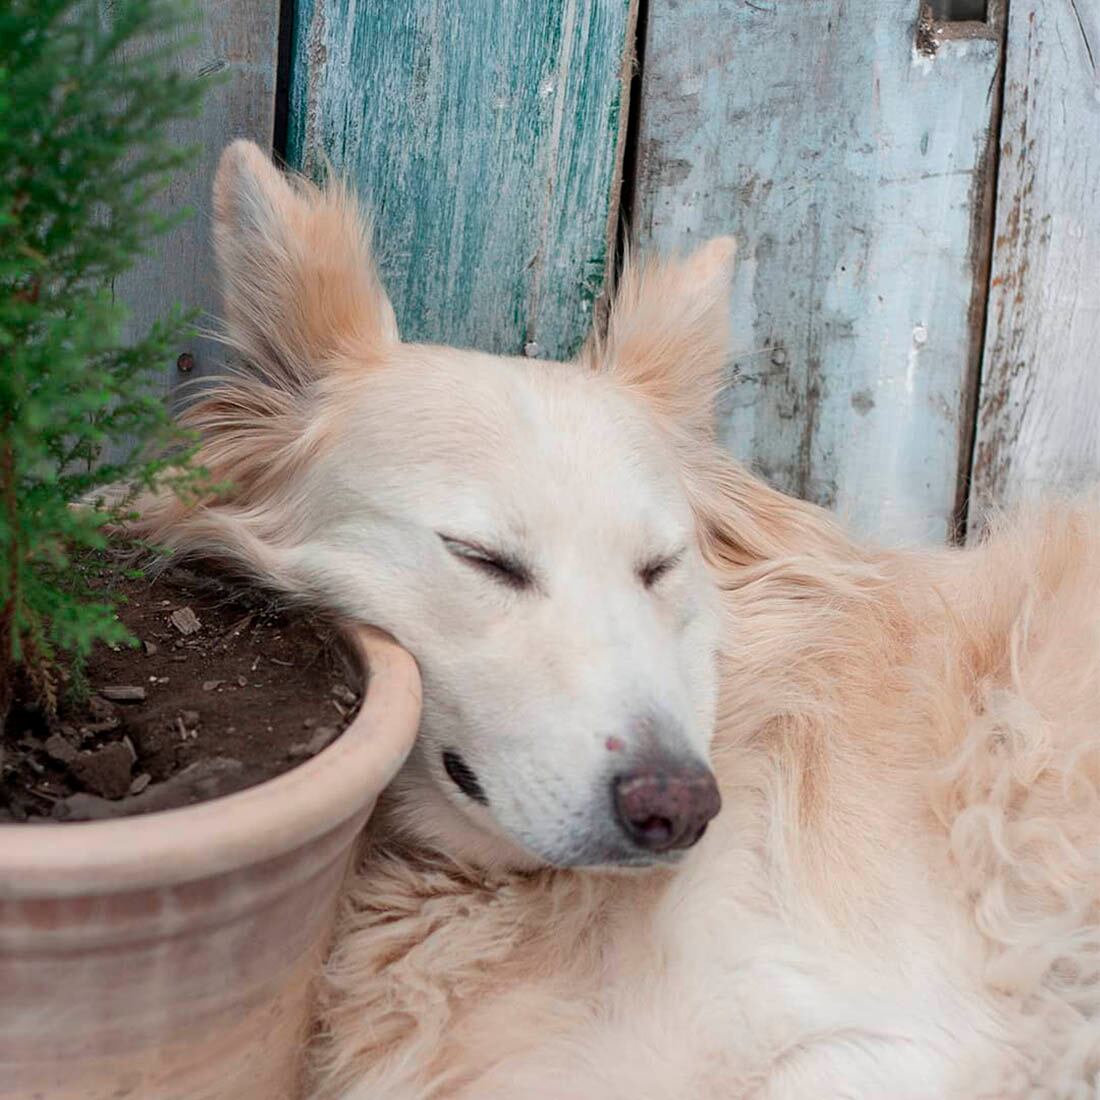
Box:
[440,535,534,591]
[638,549,684,589]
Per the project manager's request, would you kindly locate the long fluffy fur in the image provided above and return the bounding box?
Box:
[143,146,1100,1099]
[307,500,1100,1099]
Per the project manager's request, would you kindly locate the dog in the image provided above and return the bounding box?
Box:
[141,141,1100,1099]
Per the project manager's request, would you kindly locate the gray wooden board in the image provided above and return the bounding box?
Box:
[111,2,280,391]
[288,0,636,360]
[971,0,1100,519]
[634,0,1003,544]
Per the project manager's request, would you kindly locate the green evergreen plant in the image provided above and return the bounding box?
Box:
[0,0,208,726]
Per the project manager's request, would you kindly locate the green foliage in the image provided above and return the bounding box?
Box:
[0,0,208,714]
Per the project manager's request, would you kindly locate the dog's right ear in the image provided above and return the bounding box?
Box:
[213,140,398,389]
[585,237,736,441]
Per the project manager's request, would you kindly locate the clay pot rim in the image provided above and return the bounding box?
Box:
[0,626,421,899]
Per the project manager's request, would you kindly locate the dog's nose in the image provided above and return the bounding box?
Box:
[612,763,721,852]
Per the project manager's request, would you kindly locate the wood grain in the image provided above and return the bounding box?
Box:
[634,0,1003,544]
[971,0,1100,518]
[288,0,636,360]
[111,3,280,390]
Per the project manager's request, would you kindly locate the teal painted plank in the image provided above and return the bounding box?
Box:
[972,0,1100,518]
[112,3,280,388]
[635,1,1003,544]
[289,0,635,360]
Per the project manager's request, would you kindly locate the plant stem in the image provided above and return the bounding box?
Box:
[0,427,17,730]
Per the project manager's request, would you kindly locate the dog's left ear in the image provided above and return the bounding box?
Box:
[588,237,736,438]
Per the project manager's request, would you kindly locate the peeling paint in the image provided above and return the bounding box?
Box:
[286,0,635,359]
[636,0,1002,543]
[851,390,876,415]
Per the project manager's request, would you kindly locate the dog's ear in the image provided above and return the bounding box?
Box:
[589,237,736,438]
[213,140,398,388]
[133,143,399,577]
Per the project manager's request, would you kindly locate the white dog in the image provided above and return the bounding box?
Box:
[143,141,1100,1099]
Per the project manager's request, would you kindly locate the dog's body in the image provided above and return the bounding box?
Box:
[311,510,1100,1100]
[144,143,1100,1098]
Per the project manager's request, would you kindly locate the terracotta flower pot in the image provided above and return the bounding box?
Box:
[0,628,421,1100]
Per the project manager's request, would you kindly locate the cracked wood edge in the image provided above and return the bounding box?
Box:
[112,3,280,389]
[970,0,1100,521]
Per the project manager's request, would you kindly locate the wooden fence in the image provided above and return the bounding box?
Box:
[124,0,1100,545]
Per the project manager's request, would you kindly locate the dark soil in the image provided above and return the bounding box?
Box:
[0,559,362,823]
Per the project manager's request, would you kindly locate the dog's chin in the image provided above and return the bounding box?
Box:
[446,825,687,874]
[529,838,688,872]
[447,804,691,873]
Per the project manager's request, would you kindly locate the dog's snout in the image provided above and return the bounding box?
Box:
[612,763,721,853]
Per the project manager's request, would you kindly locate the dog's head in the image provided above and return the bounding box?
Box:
[149,142,756,869]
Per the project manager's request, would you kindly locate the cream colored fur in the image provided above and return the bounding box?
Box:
[142,143,1100,1099]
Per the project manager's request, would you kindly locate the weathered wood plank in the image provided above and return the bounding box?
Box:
[112,3,280,389]
[971,0,1100,517]
[635,0,1003,544]
[288,0,635,360]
